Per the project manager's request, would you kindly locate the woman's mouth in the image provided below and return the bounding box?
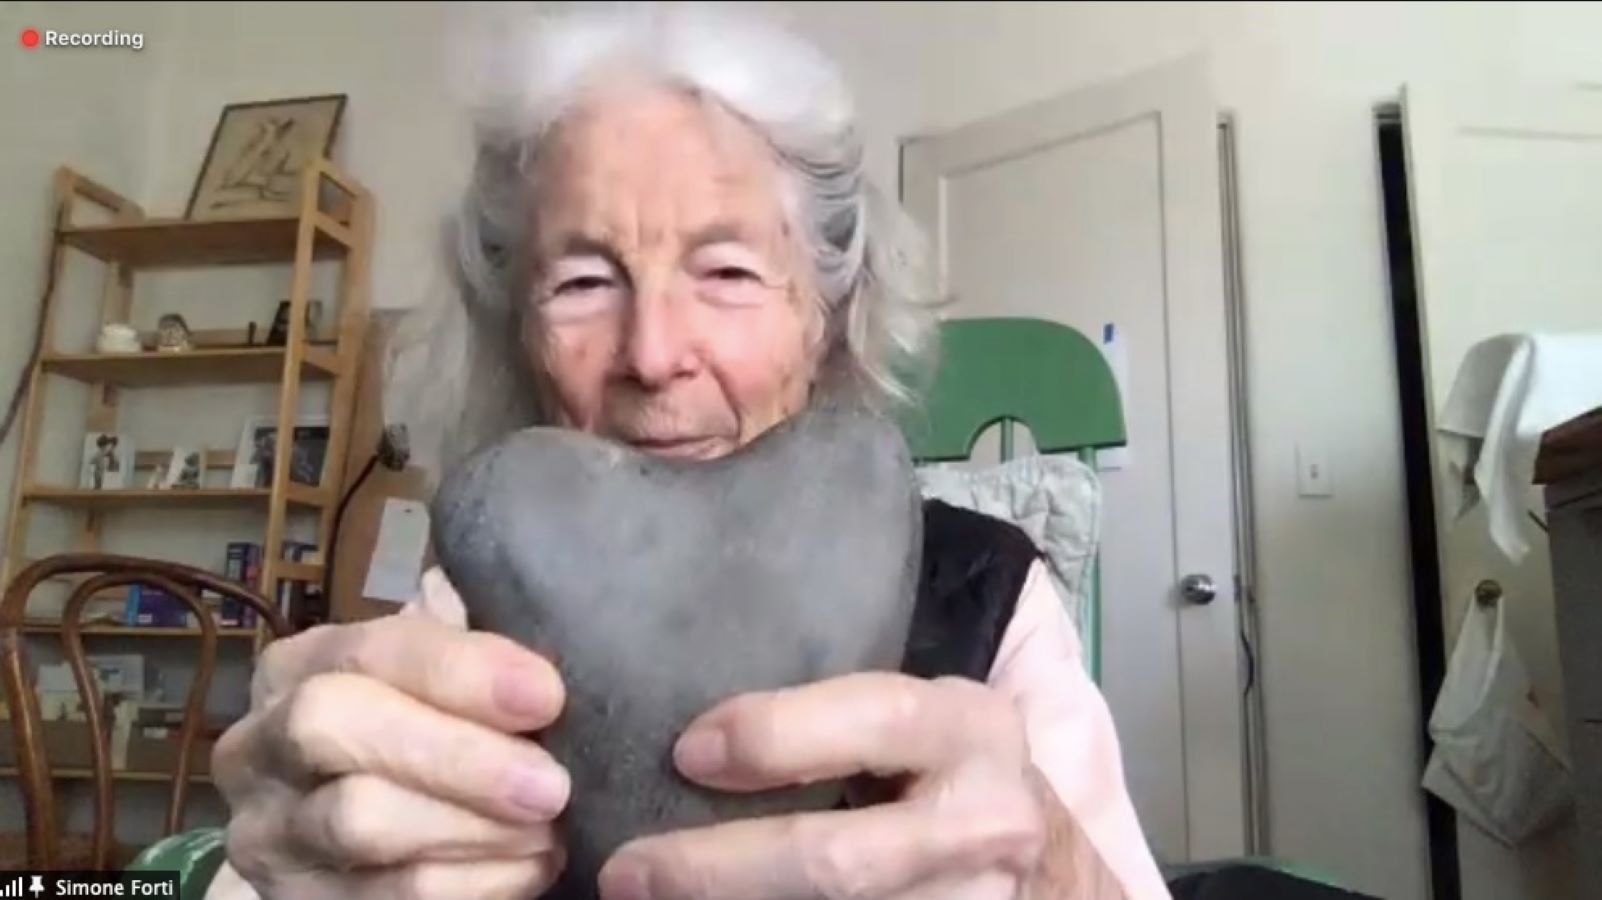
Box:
[627,436,729,459]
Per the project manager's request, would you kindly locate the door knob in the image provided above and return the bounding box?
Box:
[1180,573,1218,605]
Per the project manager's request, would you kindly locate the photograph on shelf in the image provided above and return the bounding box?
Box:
[161,447,205,490]
[230,415,330,488]
[79,432,136,490]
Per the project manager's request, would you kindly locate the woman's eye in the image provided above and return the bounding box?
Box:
[707,266,759,283]
[555,275,615,295]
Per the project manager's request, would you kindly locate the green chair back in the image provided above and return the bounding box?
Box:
[903,317,1125,460]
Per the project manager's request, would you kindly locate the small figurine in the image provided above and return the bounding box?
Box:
[156,314,193,353]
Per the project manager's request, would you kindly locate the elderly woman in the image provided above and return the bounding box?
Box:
[192,6,1168,900]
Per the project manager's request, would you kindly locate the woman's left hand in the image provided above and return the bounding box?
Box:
[595,672,1061,900]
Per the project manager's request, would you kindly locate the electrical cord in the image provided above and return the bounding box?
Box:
[1238,577,1257,697]
[0,215,66,449]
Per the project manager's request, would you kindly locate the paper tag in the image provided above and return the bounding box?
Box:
[1097,322,1132,470]
[361,498,431,604]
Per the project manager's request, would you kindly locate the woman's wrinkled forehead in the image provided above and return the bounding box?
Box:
[528,82,796,258]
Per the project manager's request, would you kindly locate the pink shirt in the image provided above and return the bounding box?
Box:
[987,560,1170,900]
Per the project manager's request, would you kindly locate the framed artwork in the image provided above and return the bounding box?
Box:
[186,94,347,220]
[79,432,136,490]
[231,415,331,489]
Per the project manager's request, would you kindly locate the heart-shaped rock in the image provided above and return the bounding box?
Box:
[430,400,924,899]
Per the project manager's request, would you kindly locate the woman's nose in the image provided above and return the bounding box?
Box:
[619,281,698,388]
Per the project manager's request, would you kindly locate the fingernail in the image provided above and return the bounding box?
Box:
[495,663,553,720]
[508,763,569,818]
[600,856,652,900]
[674,727,727,778]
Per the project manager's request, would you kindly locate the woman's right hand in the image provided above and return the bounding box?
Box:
[211,569,569,899]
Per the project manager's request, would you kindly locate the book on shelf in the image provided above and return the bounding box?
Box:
[278,540,319,626]
[223,541,257,628]
[122,583,192,628]
[23,536,324,633]
[227,539,322,628]
[122,583,250,630]
[115,539,320,630]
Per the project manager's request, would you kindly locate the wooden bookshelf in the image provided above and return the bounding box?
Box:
[0,766,213,783]
[3,159,370,626]
[40,346,339,387]
[59,215,350,269]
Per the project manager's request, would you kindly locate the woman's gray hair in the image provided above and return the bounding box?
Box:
[387,2,941,477]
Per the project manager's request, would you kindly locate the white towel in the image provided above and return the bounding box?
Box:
[1436,333,1602,562]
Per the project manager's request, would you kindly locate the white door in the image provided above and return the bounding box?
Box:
[1403,81,1602,900]
[901,57,1245,863]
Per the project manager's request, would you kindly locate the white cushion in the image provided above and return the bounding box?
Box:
[914,454,1102,634]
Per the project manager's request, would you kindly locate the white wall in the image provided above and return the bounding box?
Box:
[10,2,1602,897]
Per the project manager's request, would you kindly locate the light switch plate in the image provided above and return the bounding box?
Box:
[1297,443,1333,498]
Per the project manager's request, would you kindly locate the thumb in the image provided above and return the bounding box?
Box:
[402,566,469,629]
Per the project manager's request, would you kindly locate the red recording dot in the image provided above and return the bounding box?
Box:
[20,27,40,48]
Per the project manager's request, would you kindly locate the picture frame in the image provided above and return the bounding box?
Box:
[230,415,331,489]
[185,94,347,221]
[79,432,136,490]
[161,447,205,490]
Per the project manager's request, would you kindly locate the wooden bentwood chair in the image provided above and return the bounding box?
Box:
[0,553,289,870]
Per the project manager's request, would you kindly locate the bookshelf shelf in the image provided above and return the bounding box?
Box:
[0,766,214,783]
[19,486,328,512]
[60,215,348,269]
[18,623,257,639]
[40,346,338,388]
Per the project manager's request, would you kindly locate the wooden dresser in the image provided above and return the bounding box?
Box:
[1538,406,1602,891]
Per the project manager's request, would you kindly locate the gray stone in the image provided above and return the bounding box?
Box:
[429,400,923,899]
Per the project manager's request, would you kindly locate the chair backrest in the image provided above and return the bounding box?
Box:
[902,316,1126,462]
[0,553,288,870]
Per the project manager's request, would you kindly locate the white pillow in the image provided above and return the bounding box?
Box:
[914,454,1103,637]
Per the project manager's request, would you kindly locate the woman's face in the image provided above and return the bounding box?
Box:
[525,82,822,460]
